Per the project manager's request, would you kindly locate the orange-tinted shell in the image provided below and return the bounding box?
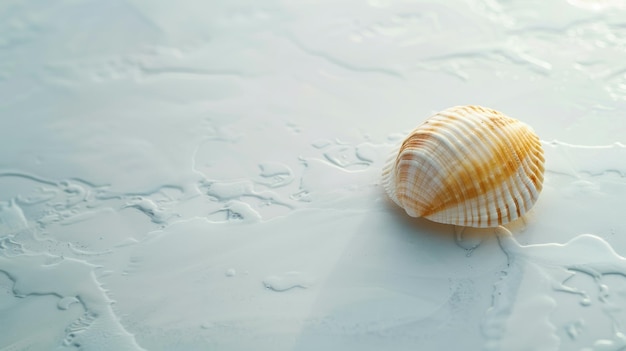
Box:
[381,105,545,228]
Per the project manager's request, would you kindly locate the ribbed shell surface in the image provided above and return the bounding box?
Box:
[381,105,545,228]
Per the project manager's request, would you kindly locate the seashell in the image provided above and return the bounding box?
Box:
[381,105,545,228]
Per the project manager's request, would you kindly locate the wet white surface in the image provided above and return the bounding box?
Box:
[2,0,626,350]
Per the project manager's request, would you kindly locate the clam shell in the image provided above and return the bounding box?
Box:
[382,105,545,228]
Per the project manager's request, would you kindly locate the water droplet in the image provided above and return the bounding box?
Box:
[263,272,314,292]
[205,181,254,201]
[311,139,332,149]
[58,296,80,310]
[0,237,24,256]
[483,227,626,350]
[207,201,262,224]
[0,199,28,233]
[323,145,369,169]
[583,332,626,351]
[256,163,294,188]
[226,201,261,223]
[123,197,170,224]
[599,284,610,302]
[565,319,585,340]
[453,226,487,255]
[290,190,311,202]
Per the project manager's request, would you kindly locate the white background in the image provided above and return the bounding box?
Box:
[2,0,626,350]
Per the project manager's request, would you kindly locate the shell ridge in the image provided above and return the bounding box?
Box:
[419,120,478,222]
[449,112,504,225]
[481,115,526,224]
[396,146,446,217]
[381,142,402,208]
[438,109,508,226]
[506,125,544,212]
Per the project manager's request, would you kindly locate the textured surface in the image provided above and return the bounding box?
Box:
[1,1,626,350]
[382,105,545,227]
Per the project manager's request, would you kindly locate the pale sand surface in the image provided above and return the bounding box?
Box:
[1,1,626,350]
